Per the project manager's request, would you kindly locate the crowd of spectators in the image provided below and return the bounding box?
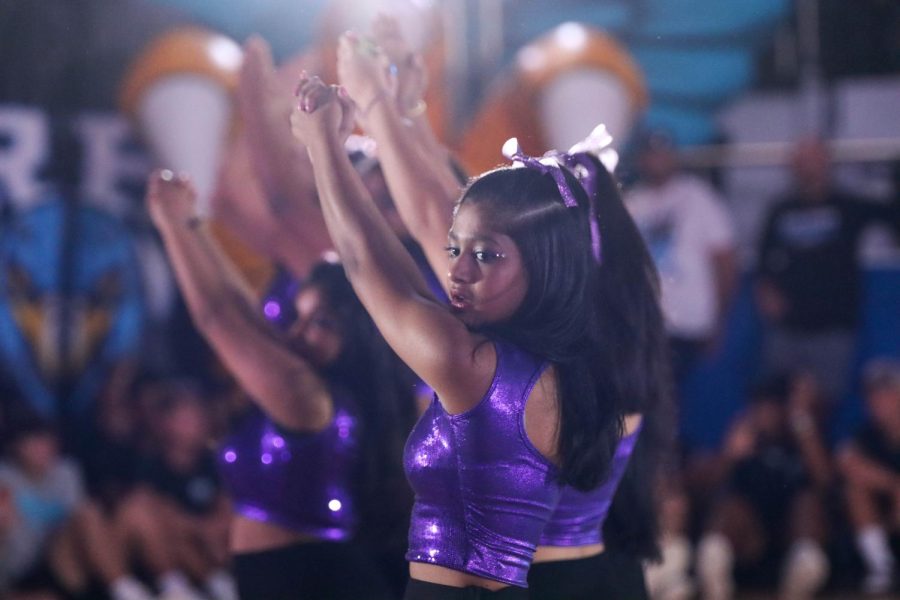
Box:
[1,365,238,600]
[634,136,900,599]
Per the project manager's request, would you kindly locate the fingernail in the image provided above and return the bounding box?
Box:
[159,169,174,182]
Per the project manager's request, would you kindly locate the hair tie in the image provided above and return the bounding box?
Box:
[502,137,602,263]
[501,138,579,208]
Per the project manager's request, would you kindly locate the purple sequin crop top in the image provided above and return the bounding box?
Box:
[538,423,642,547]
[218,390,359,541]
[404,339,561,587]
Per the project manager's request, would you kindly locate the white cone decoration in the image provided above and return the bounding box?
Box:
[539,70,635,155]
[136,75,232,216]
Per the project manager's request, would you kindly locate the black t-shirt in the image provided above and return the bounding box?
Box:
[853,421,900,473]
[138,451,222,515]
[82,431,141,497]
[757,191,900,332]
[729,437,807,525]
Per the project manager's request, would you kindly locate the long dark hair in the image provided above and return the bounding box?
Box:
[305,262,417,546]
[459,160,671,559]
[579,156,672,561]
[460,166,621,491]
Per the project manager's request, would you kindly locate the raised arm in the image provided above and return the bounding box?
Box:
[221,36,333,278]
[369,15,454,169]
[290,78,494,413]
[337,31,460,283]
[147,171,332,431]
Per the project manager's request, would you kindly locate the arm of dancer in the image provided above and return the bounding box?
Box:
[148,172,333,432]
[369,15,453,171]
[338,33,460,281]
[291,78,495,414]
[220,36,332,278]
[213,134,326,279]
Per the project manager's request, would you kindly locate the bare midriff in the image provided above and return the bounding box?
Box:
[532,542,605,563]
[409,563,512,591]
[230,514,321,554]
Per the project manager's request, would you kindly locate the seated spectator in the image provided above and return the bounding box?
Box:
[80,360,145,510]
[0,411,153,600]
[695,373,832,600]
[838,358,900,595]
[117,379,235,600]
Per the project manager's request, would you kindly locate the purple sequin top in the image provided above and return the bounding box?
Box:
[538,423,642,547]
[404,339,561,587]
[218,390,359,541]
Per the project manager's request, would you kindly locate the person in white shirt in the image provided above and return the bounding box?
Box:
[626,131,738,384]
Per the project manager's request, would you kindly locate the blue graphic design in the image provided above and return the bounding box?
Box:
[0,199,145,418]
[642,216,677,277]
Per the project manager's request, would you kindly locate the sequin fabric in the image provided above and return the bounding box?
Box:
[404,339,561,587]
[218,389,359,541]
[538,423,642,547]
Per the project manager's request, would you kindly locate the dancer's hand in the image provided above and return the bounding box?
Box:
[290,75,354,148]
[147,169,199,230]
[336,32,392,119]
[238,36,296,153]
[236,36,317,203]
[371,14,428,114]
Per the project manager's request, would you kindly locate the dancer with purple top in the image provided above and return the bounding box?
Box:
[147,172,412,599]
[528,151,671,599]
[290,67,666,597]
[336,27,670,595]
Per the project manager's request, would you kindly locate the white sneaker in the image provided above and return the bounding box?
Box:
[780,540,829,599]
[863,569,894,596]
[158,572,208,600]
[696,533,734,600]
[205,570,239,600]
[646,536,696,600]
[110,576,156,600]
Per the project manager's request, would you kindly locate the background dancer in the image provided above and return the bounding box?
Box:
[147,171,413,600]
[528,153,671,600]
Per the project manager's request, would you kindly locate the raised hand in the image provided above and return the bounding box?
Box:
[371,14,428,114]
[336,32,392,120]
[147,169,199,230]
[290,75,355,148]
[236,36,316,202]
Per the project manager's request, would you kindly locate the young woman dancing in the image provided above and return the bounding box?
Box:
[147,171,413,600]
[336,30,670,599]
[290,74,650,598]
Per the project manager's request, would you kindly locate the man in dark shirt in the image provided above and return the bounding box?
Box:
[756,139,900,403]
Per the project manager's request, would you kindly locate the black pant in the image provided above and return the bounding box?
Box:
[234,540,392,599]
[403,579,528,600]
[527,550,649,600]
